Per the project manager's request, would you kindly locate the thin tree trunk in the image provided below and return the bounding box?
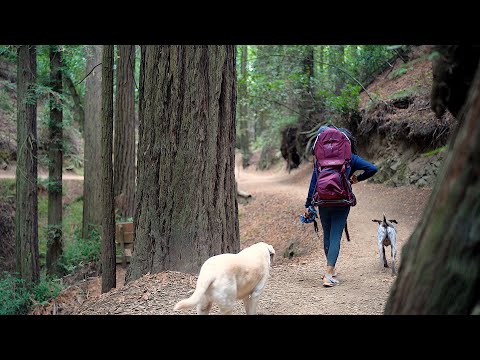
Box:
[317,45,324,74]
[46,45,63,277]
[126,45,239,282]
[100,45,116,293]
[384,66,480,315]
[63,74,84,133]
[15,45,39,286]
[82,45,103,240]
[334,45,345,95]
[114,45,136,219]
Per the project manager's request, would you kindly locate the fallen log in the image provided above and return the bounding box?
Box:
[237,189,252,199]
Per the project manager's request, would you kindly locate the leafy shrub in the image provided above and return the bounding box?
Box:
[0,272,31,315]
[388,66,408,80]
[324,84,361,115]
[59,227,101,274]
[32,277,62,304]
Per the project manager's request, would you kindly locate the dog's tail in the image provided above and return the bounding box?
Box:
[173,273,214,312]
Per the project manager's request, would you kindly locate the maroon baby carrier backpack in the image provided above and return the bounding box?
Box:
[312,127,357,207]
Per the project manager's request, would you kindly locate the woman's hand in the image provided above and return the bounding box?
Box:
[350,174,358,184]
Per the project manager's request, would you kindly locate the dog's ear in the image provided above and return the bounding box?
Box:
[266,244,275,255]
[372,219,382,224]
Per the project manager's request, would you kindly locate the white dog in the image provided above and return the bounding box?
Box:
[372,214,398,275]
[173,241,275,315]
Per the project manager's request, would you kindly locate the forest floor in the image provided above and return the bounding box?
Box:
[30,158,433,315]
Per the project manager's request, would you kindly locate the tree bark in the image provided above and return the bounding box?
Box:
[384,66,480,315]
[100,45,116,293]
[82,45,103,240]
[334,45,345,95]
[317,45,324,77]
[63,73,85,133]
[238,45,250,168]
[114,45,136,219]
[126,45,239,282]
[295,46,316,162]
[15,45,39,286]
[46,45,63,277]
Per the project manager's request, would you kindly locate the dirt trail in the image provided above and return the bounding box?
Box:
[68,161,432,315]
[0,166,84,180]
[230,162,432,314]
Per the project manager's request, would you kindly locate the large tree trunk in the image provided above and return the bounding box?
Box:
[15,45,39,286]
[384,65,480,315]
[63,73,85,133]
[100,45,116,293]
[82,45,103,240]
[46,45,63,277]
[114,45,136,219]
[238,45,250,168]
[126,45,239,282]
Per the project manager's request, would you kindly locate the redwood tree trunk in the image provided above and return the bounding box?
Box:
[46,45,63,276]
[15,45,39,286]
[100,45,116,293]
[82,45,103,240]
[126,45,239,282]
[114,45,136,219]
[384,67,480,315]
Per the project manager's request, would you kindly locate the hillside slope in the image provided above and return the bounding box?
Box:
[353,45,457,188]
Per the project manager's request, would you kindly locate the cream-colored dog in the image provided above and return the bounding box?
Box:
[173,241,275,315]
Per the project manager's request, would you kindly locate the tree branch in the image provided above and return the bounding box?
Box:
[76,62,102,86]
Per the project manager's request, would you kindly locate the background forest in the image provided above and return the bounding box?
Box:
[0,45,475,315]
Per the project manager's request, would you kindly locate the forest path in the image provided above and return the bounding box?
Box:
[231,162,432,314]
[68,160,432,315]
[0,165,84,180]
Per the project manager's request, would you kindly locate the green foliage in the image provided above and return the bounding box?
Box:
[237,45,399,167]
[59,226,101,274]
[0,272,31,315]
[0,45,18,62]
[0,179,15,200]
[422,145,447,157]
[323,84,361,115]
[428,50,441,61]
[65,153,83,169]
[37,187,88,271]
[0,87,14,112]
[60,195,100,273]
[1,45,87,174]
[32,277,62,304]
[388,65,409,80]
[389,86,422,100]
[42,194,96,274]
[0,272,63,314]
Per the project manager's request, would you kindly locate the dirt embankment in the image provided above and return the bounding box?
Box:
[352,45,457,188]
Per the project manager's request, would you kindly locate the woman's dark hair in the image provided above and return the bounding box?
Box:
[315,123,358,155]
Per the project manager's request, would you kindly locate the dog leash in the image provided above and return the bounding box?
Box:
[344,221,351,242]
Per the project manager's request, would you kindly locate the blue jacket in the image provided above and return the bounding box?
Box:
[305,154,378,208]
